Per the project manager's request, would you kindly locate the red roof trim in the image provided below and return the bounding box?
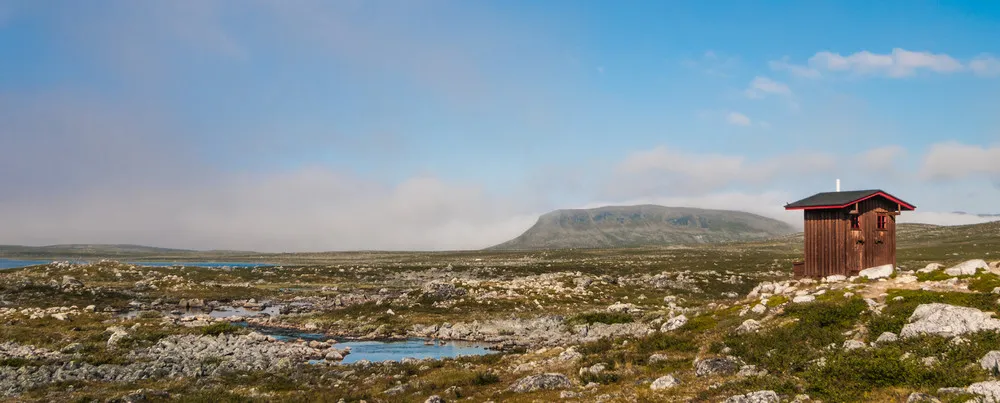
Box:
[784,191,916,211]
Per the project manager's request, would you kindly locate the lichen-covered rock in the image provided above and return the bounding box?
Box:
[695,356,741,377]
[967,381,1000,402]
[508,373,572,393]
[944,259,989,276]
[724,390,779,403]
[424,395,445,403]
[981,351,1000,375]
[650,374,679,390]
[900,304,1000,338]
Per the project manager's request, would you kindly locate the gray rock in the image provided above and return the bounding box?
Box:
[981,351,1000,375]
[508,373,572,393]
[660,315,687,332]
[900,303,1000,338]
[724,390,780,403]
[736,319,761,334]
[424,395,445,403]
[60,276,84,290]
[695,357,741,377]
[650,374,679,390]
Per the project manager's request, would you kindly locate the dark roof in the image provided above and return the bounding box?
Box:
[784,189,915,211]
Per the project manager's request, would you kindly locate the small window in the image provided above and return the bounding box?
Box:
[850,215,860,230]
[877,214,887,230]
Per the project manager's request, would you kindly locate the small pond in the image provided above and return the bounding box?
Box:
[118,305,283,319]
[248,326,497,363]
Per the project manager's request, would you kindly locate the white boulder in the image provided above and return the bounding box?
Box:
[736,319,761,334]
[650,375,680,390]
[724,390,780,403]
[792,295,816,303]
[944,259,989,276]
[900,303,1000,338]
[967,381,1000,403]
[859,264,893,280]
[917,263,943,273]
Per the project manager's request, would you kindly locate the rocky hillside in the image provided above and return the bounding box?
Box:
[489,205,796,250]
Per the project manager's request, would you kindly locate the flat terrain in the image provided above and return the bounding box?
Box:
[0,222,999,402]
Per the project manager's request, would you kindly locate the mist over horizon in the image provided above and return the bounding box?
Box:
[2,1,1000,252]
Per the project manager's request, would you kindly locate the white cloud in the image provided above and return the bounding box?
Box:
[857,145,906,171]
[809,48,963,77]
[769,57,821,79]
[726,112,752,126]
[898,212,1000,226]
[919,142,1000,181]
[745,76,791,98]
[970,55,1000,77]
[611,146,837,196]
[773,48,983,79]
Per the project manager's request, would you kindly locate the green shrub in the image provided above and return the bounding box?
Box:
[968,273,1000,293]
[725,298,867,374]
[201,322,244,336]
[634,332,697,354]
[470,371,500,386]
[577,337,615,355]
[578,370,620,385]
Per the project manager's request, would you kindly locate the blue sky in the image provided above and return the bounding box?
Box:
[1,0,999,251]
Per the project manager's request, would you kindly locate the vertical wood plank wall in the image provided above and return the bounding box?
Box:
[803,196,898,277]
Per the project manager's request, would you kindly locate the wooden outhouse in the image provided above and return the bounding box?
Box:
[784,189,915,278]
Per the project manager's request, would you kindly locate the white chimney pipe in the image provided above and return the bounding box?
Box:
[836,179,841,192]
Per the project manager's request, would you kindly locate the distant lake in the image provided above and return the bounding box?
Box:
[0,259,272,270]
[0,259,53,269]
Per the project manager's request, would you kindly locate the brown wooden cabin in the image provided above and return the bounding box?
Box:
[784,189,915,278]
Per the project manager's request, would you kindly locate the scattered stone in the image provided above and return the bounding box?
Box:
[424,395,445,403]
[905,392,941,402]
[559,347,582,361]
[724,390,780,403]
[508,373,572,393]
[695,357,741,377]
[895,275,918,284]
[842,340,866,350]
[607,302,640,313]
[900,303,1000,338]
[736,319,761,334]
[944,259,989,276]
[918,263,944,273]
[875,332,898,344]
[922,357,939,367]
[792,295,815,303]
[661,315,687,332]
[859,264,893,279]
[560,390,578,399]
[750,304,766,314]
[823,275,847,283]
[648,353,671,364]
[738,365,767,377]
[650,375,680,390]
[422,282,467,300]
